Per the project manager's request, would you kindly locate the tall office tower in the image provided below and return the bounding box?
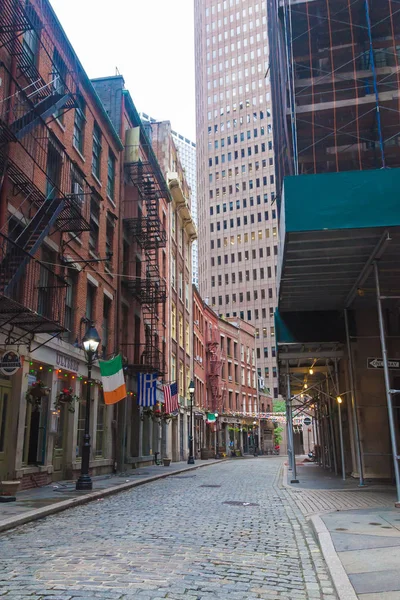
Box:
[171,130,199,288]
[194,0,278,399]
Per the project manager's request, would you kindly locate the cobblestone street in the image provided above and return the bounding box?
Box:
[0,458,337,600]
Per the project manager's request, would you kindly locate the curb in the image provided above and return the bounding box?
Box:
[0,460,225,534]
[310,515,358,600]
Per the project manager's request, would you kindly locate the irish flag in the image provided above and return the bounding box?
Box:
[99,355,127,405]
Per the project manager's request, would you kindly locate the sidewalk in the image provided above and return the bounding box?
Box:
[283,457,400,599]
[0,458,223,533]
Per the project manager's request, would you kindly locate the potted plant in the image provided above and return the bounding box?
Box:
[54,387,79,413]
[0,480,20,502]
[26,380,50,411]
[163,457,171,467]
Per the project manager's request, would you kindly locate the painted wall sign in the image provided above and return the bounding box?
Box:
[0,351,21,376]
[367,357,400,370]
[56,352,79,372]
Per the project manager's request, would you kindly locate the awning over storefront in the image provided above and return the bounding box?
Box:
[278,168,400,313]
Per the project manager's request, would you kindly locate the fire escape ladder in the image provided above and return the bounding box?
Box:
[2,196,64,293]
[10,91,74,140]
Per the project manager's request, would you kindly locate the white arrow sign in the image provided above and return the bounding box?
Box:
[367,357,400,370]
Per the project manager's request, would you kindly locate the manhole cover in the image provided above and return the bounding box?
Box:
[223,501,259,507]
[200,485,221,488]
[172,475,197,479]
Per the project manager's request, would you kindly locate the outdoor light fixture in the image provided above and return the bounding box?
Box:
[214,412,219,418]
[76,324,101,491]
[253,420,257,425]
[82,326,101,355]
[304,384,308,389]
[309,368,314,375]
[337,396,343,404]
[187,380,195,465]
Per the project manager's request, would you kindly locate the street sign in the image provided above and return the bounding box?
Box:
[0,351,21,376]
[303,416,312,426]
[367,357,400,370]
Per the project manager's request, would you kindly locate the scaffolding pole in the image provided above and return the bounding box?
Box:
[373,261,400,504]
[326,374,338,475]
[344,308,365,486]
[335,359,346,481]
[287,365,299,483]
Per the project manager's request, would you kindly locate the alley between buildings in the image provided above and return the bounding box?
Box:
[0,458,336,600]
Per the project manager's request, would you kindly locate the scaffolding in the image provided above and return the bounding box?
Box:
[269,0,400,197]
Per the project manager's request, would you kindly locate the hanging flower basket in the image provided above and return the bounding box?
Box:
[141,407,174,423]
[26,381,50,411]
[54,387,79,413]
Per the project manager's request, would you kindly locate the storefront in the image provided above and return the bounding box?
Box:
[1,335,115,489]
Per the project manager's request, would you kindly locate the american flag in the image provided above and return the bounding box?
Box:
[137,373,157,407]
[163,381,178,414]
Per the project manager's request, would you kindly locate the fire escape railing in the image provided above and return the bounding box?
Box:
[123,157,168,375]
[0,232,68,335]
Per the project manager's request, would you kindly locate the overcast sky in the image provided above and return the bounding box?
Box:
[50,0,196,141]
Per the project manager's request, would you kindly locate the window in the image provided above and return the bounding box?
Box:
[92,123,102,179]
[64,274,76,341]
[178,271,183,300]
[52,48,67,122]
[171,354,176,382]
[179,361,184,396]
[186,323,190,354]
[86,282,96,321]
[105,214,115,271]
[171,303,177,339]
[179,313,183,347]
[46,135,62,199]
[22,6,40,66]
[107,150,116,200]
[102,296,111,358]
[95,392,106,457]
[73,97,85,154]
[171,255,176,288]
[89,194,100,252]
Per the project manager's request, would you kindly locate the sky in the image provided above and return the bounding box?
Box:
[50,0,196,141]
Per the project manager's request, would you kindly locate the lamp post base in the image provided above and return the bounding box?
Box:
[187,456,195,465]
[76,474,93,491]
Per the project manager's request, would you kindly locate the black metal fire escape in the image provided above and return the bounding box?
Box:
[0,0,90,338]
[123,160,168,374]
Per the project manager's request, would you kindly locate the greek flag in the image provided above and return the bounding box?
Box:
[137,373,157,407]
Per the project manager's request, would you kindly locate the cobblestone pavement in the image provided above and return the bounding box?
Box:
[0,458,337,600]
[286,486,396,517]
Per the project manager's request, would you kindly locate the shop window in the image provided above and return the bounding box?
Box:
[95,392,106,457]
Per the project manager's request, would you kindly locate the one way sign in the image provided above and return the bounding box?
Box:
[367,357,400,370]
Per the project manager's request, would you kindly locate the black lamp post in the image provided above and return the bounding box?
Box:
[253,419,258,455]
[188,380,195,465]
[76,324,101,491]
[214,411,220,459]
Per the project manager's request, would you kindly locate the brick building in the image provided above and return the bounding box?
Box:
[147,121,197,462]
[0,0,122,487]
[91,76,170,467]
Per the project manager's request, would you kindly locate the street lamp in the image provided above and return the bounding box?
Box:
[76,324,101,491]
[214,411,220,459]
[188,380,195,465]
[253,419,258,455]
